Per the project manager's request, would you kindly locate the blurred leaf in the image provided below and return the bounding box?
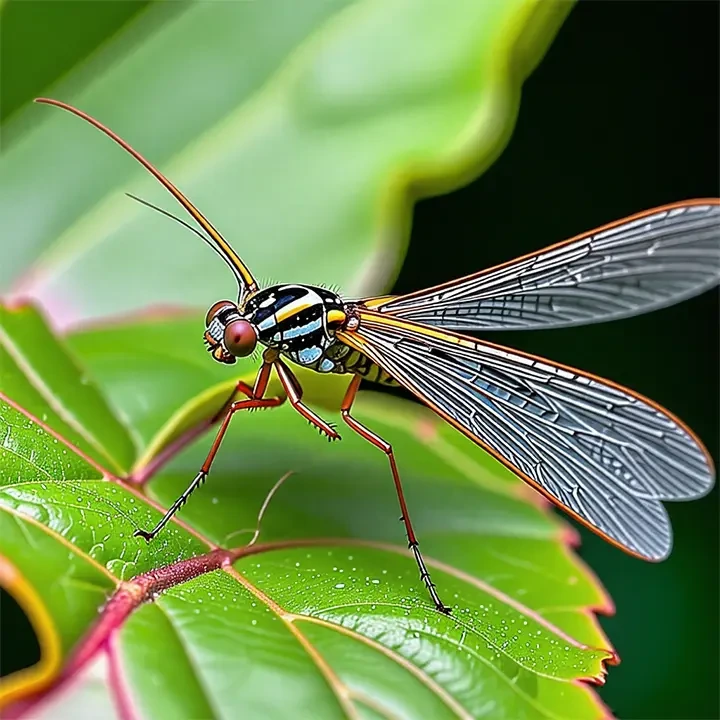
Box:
[1,0,569,329]
[0,307,614,718]
[0,0,153,128]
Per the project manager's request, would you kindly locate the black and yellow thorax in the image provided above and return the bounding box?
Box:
[239,284,396,385]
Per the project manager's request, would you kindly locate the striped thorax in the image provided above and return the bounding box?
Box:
[205,284,346,372]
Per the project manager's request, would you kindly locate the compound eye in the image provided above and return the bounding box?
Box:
[205,300,236,326]
[224,320,257,358]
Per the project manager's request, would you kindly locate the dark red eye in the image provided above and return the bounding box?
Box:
[224,320,257,357]
[206,300,236,326]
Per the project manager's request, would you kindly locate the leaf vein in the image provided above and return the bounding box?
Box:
[223,565,358,719]
[0,326,122,474]
[296,616,471,720]
[152,601,222,720]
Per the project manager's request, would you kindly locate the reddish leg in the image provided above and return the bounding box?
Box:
[274,359,341,441]
[340,375,450,614]
[212,360,277,419]
[134,361,282,541]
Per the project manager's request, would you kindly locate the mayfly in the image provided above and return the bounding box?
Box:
[37,98,719,614]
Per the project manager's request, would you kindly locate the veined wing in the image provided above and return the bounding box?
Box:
[337,311,715,560]
[365,200,720,330]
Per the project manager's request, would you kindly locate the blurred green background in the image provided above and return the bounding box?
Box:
[1,2,717,719]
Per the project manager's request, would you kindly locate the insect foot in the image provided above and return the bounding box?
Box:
[409,542,452,614]
[308,420,341,441]
[325,422,341,442]
[133,528,156,542]
[134,470,209,541]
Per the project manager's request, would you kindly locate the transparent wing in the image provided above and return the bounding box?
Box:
[366,200,720,330]
[338,311,715,560]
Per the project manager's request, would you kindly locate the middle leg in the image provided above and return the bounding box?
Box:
[274,359,341,441]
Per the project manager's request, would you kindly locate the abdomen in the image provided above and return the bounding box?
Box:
[335,347,398,386]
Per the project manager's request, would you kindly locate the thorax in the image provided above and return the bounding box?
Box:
[242,285,396,384]
[243,283,343,372]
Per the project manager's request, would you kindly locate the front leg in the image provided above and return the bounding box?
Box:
[211,359,278,422]
[134,360,282,541]
[274,358,341,441]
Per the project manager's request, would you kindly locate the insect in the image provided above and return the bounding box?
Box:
[37,97,718,614]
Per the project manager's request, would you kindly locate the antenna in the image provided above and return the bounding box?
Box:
[35,97,258,299]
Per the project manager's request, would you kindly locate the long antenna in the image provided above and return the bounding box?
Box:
[35,97,258,297]
[125,192,225,260]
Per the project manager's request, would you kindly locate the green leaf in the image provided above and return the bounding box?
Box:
[0,0,153,128]
[1,0,568,328]
[0,304,136,474]
[0,304,614,718]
